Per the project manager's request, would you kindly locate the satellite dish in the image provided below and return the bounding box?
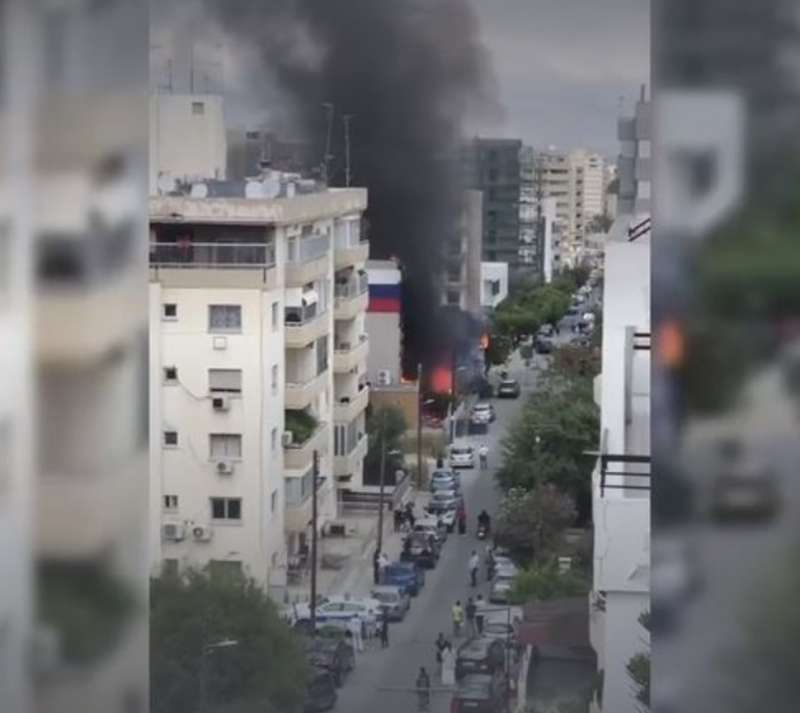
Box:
[190,182,208,199]
[260,176,281,199]
[157,174,177,195]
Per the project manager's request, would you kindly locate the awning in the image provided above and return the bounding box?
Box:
[302,289,319,306]
[285,288,303,308]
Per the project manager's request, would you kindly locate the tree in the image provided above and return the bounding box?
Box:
[484,331,514,369]
[587,214,613,233]
[364,405,407,477]
[508,560,589,605]
[494,484,577,564]
[550,344,601,380]
[626,611,651,712]
[150,569,309,713]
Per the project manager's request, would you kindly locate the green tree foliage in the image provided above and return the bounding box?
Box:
[365,405,407,477]
[485,330,514,368]
[491,279,575,341]
[550,344,601,380]
[508,560,589,605]
[284,409,318,444]
[150,569,309,713]
[495,484,577,564]
[626,611,651,711]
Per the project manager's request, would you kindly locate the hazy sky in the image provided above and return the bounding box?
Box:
[468,0,650,157]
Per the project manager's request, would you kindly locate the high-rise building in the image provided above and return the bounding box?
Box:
[149,174,370,594]
[441,190,483,316]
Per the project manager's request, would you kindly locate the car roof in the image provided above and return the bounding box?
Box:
[372,585,403,594]
[459,637,497,656]
[500,379,518,385]
[473,402,492,409]
[456,675,493,695]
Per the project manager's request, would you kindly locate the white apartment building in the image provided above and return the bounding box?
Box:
[442,190,483,316]
[589,99,651,713]
[479,262,509,309]
[149,93,227,195]
[541,197,562,283]
[149,177,369,591]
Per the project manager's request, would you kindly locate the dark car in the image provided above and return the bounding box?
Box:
[305,636,354,687]
[383,560,425,595]
[304,668,338,712]
[496,379,521,399]
[710,439,779,521]
[451,672,510,713]
[534,337,553,354]
[401,531,440,568]
[455,637,506,680]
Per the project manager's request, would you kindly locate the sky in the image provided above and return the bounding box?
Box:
[467,0,650,158]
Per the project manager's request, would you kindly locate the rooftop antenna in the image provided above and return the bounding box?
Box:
[321,102,335,185]
[343,114,354,187]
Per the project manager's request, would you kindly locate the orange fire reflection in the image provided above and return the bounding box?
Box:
[430,365,453,394]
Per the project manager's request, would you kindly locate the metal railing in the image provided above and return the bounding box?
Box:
[599,453,651,496]
[334,273,369,300]
[149,241,276,268]
[334,334,368,353]
[288,233,330,263]
[285,303,319,326]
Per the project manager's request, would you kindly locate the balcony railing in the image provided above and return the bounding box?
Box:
[334,272,369,300]
[599,453,651,496]
[285,303,319,325]
[149,241,276,268]
[288,233,330,264]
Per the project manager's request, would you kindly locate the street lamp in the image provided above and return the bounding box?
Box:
[199,639,239,713]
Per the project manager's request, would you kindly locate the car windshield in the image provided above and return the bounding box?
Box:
[451,447,472,455]
[373,591,398,603]
[473,404,491,412]
[501,380,517,387]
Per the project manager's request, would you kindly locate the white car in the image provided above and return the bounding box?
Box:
[293,595,382,631]
[470,402,495,425]
[450,443,475,469]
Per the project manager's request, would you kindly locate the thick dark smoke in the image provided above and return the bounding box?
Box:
[207,0,499,377]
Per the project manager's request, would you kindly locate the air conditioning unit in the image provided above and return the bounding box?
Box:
[162,522,186,542]
[216,460,235,475]
[192,524,213,542]
[377,369,392,386]
[212,395,231,412]
[282,431,294,447]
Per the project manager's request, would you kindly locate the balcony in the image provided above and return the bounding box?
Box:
[285,370,328,410]
[284,477,331,533]
[284,423,328,471]
[334,272,369,320]
[285,233,331,286]
[334,240,369,269]
[149,241,278,289]
[334,433,368,477]
[334,386,369,423]
[285,304,330,348]
[333,334,369,373]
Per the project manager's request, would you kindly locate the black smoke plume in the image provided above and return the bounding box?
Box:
[206,0,498,377]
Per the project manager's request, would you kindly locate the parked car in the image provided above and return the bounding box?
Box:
[304,668,338,712]
[384,560,425,596]
[450,443,476,469]
[496,379,521,399]
[304,636,355,687]
[401,531,441,568]
[710,438,779,520]
[534,337,553,354]
[455,637,507,680]
[370,585,411,622]
[430,469,461,492]
[481,620,520,651]
[470,402,496,425]
[565,306,579,318]
[413,516,447,545]
[450,672,510,713]
[489,575,515,605]
[538,324,555,338]
[294,595,382,633]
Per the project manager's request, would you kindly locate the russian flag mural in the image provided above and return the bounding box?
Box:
[367,264,401,314]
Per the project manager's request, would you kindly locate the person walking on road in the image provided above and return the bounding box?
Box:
[378,552,390,584]
[416,667,431,712]
[348,614,364,653]
[475,595,486,635]
[451,600,465,638]
[469,550,480,587]
[485,546,495,582]
[478,443,489,470]
[457,502,467,535]
[435,632,448,672]
[465,597,477,637]
[441,643,456,686]
[380,608,390,648]
[393,507,403,532]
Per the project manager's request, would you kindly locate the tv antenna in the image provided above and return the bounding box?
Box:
[321,102,335,185]
[343,114,355,186]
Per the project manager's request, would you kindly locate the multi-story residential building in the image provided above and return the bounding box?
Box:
[148,175,369,590]
[460,138,523,272]
[541,197,563,284]
[479,262,509,310]
[149,93,227,194]
[589,98,651,713]
[617,87,651,217]
[518,146,542,279]
[441,190,483,316]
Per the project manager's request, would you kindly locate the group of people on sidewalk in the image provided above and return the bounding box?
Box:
[346,605,392,654]
[450,594,487,639]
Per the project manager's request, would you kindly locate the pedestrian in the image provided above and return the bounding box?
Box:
[468,550,480,587]
[405,502,416,529]
[457,504,467,535]
[380,608,390,648]
[378,551,390,583]
[451,600,464,638]
[475,595,486,635]
[465,597,477,637]
[393,508,403,532]
[348,614,364,653]
[441,642,456,686]
[485,547,495,582]
[435,632,447,671]
[478,443,489,470]
[373,550,381,586]
[416,667,431,712]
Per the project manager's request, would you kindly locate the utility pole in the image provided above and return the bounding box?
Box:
[310,450,320,632]
[190,43,195,93]
[376,409,387,556]
[416,363,423,489]
[321,102,335,185]
[343,114,354,186]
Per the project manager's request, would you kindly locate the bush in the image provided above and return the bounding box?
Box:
[508,561,589,605]
[284,409,318,444]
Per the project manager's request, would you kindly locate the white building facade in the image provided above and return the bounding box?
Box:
[149,181,369,591]
[442,190,483,316]
[480,262,509,309]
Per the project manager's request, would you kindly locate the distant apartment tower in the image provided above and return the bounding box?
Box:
[441,190,483,315]
[617,87,651,216]
[518,146,543,281]
[541,197,562,283]
[149,176,369,590]
[149,94,227,194]
[460,138,523,272]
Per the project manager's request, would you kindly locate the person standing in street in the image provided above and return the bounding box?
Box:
[475,595,486,635]
[435,632,448,672]
[378,551,390,584]
[451,600,464,638]
[465,597,477,637]
[478,443,489,470]
[393,507,403,532]
[416,667,431,712]
[348,614,364,653]
[457,502,467,535]
[373,550,381,586]
[441,642,456,686]
[485,546,495,582]
[380,607,390,648]
[468,550,480,587]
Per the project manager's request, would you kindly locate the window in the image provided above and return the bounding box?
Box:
[447,267,460,282]
[271,302,279,331]
[162,303,177,320]
[271,364,279,395]
[246,130,261,140]
[316,336,328,375]
[271,427,278,452]
[209,369,242,394]
[163,495,179,510]
[271,489,279,512]
[209,305,242,332]
[210,497,242,520]
[192,101,205,115]
[163,366,178,383]
[210,433,242,458]
[488,251,497,261]
[446,291,461,306]
[163,430,178,447]
[209,560,243,579]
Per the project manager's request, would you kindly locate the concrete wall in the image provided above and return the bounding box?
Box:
[369,386,419,431]
[365,311,402,386]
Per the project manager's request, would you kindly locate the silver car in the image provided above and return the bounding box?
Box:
[370,585,411,622]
